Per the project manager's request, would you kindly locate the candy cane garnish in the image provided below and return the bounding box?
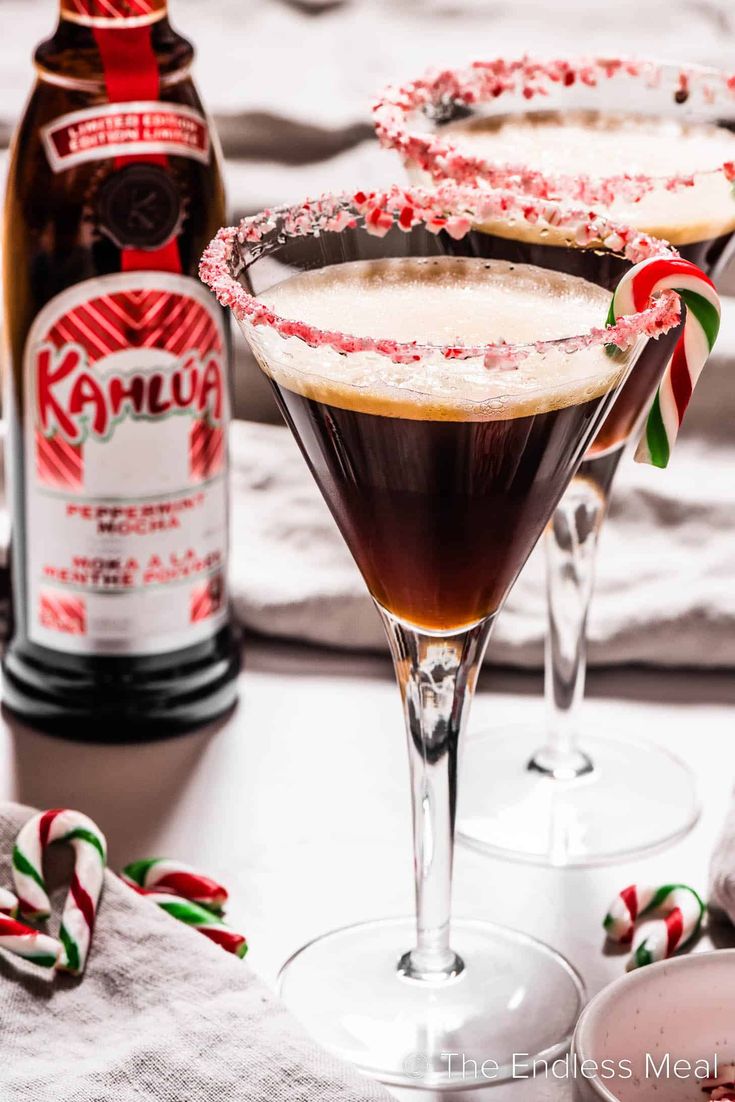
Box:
[604,883,706,970]
[121,858,228,913]
[13,809,107,975]
[0,914,61,969]
[609,257,720,468]
[127,884,248,958]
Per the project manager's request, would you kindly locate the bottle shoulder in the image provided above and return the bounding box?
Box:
[33,18,195,90]
[12,69,211,134]
[4,16,225,314]
[5,69,223,207]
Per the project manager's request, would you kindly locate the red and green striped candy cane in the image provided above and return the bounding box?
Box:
[604,883,706,970]
[128,883,247,958]
[12,808,107,975]
[0,913,61,969]
[0,886,19,917]
[609,256,720,468]
[121,858,228,913]
[0,872,61,968]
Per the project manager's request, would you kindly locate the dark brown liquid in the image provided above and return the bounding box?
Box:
[272,383,606,632]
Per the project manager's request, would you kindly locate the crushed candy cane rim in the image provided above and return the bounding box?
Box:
[373,57,735,205]
[200,183,682,371]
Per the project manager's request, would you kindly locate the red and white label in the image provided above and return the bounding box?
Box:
[42,102,210,173]
[23,271,230,656]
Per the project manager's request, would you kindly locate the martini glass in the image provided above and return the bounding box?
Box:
[200,183,681,1090]
[375,57,735,864]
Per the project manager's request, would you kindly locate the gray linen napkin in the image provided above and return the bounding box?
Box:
[0,802,391,1102]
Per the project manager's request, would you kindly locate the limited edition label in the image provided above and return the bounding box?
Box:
[23,271,229,656]
[41,101,210,173]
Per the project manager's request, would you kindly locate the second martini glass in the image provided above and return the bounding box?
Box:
[202,184,683,1089]
[375,57,735,864]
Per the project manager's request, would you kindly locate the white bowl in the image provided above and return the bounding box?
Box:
[571,950,735,1101]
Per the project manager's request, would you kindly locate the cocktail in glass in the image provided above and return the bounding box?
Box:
[200,184,682,1089]
[375,58,735,864]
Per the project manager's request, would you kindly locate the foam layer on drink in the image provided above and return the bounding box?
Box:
[440,111,735,245]
[255,256,624,421]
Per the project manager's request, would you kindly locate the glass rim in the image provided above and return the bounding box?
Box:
[372,56,735,204]
[199,183,681,370]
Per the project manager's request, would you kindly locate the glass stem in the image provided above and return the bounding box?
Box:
[528,464,617,781]
[379,606,495,982]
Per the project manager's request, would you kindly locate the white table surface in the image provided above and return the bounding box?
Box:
[1,639,733,1099]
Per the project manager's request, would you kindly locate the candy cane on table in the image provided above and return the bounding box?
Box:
[0,886,19,918]
[121,858,228,913]
[604,883,706,970]
[0,914,60,969]
[609,256,720,469]
[1,851,57,969]
[127,883,248,958]
[12,809,107,975]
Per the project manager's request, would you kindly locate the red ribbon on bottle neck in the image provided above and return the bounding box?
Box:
[93,24,181,274]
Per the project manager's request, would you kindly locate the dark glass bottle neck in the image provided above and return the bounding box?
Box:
[59,0,169,27]
[35,2,192,89]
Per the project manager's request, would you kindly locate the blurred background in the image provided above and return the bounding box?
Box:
[1,0,734,419]
[3,0,734,417]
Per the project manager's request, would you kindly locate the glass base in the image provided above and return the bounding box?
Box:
[278,916,585,1090]
[457,727,700,867]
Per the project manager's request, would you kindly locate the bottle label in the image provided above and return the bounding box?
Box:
[42,102,210,173]
[23,271,230,656]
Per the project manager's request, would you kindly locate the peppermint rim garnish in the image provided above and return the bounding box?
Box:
[199,183,682,370]
[373,57,735,204]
